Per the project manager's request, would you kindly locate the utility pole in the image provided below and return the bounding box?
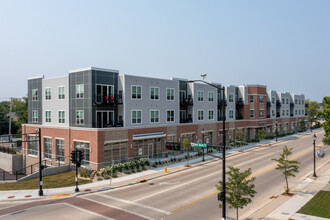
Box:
[221,86,226,220]
[38,128,43,196]
[9,97,12,147]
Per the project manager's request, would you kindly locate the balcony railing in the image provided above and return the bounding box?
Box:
[95,121,124,128]
[236,98,244,107]
[267,114,270,118]
[180,98,193,106]
[290,103,294,108]
[217,99,227,107]
[218,116,226,121]
[180,118,193,123]
[267,102,271,107]
[290,114,294,117]
[276,113,280,117]
[235,113,243,120]
[276,100,281,107]
[94,94,123,106]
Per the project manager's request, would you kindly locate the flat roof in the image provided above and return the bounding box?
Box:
[69,67,119,73]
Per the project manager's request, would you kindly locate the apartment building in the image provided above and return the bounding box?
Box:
[22,67,308,170]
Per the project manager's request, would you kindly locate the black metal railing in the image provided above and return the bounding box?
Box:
[180,118,193,123]
[267,114,270,118]
[236,113,243,120]
[94,94,123,106]
[180,98,193,106]
[217,99,227,107]
[95,120,124,128]
[290,103,294,108]
[236,98,244,107]
[290,113,294,117]
[276,100,281,107]
[267,102,271,107]
[276,113,280,117]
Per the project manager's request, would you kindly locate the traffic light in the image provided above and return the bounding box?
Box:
[166,142,181,151]
[218,192,224,201]
[71,150,76,163]
[77,150,84,163]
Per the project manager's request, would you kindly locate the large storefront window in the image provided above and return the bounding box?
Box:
[28,136,38,156]
[44,137,52,159]
[74,141,90,167]
[133,138,163,159]
[56,139,65,162]
[104,141,128,165]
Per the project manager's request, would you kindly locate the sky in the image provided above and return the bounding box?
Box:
[0,0,329,102]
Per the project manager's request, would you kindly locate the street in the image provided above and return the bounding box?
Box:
[0,129,328,220]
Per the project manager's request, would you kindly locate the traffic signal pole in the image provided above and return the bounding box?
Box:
[75,150,79,192]
[38,128,43,196]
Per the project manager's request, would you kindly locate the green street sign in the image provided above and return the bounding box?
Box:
[191,143,207,148]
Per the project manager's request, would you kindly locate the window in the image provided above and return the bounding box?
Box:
[180,110,186,121]
[272,97,275,104]
[132,110,142,124]
[298,100,301,105]
[295,99,297,104]
[45,88,51,100]
[229,94,234,102]
[250,95,254,103]
[259,110,264,118]
[208,110,214,120]
[150,87,159,100]
[32,89,38,101]
[58,86,65,99]
[44,137,52,159]
[272,109,275,117]
[282,98,285,103]
[167,110,175,122]
[250,110,254,118]
[197,91,204,102]
[286,110,289,116]
[208,92,214,102]
[286,99,288,104]
[295,110,297,115]
[299,110,301,115]
[259,95,264,103]
[58,111,65,124]
[166,88,175,101]
[45,111,51,123]
[229,110,234,119]
[302,100,304,104]
[198,110,204,121]
[302,110,304,115]
[28,135,38,156]
[56,139,65,162]
[150,110,159,123]
[131,86,142,99]
[74,141,90,167]
[76,84,84,99]
[282,110,285,116]
[76,110,84,125]
[32,110,38,122]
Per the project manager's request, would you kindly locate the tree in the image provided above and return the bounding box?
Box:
[257,129,266,141]
[12,97,28,134]
[237,130,245,142]
[299,120,306,132]
[318,96,330,145]
[216,166,256,220]
[182,139,191,166]
[305,99,320,126]
[272,146,300,194]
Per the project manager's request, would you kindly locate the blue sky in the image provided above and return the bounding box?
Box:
[0,0,329,102]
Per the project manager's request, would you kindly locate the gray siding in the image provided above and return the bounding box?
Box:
[28,77,43,124]
[192,83,217,123]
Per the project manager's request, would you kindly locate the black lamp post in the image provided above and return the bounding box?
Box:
[275,120,278,142]
[313,134,317,178]
[188,76,227,219]
[202,129,205,162]
[38,128,43,196]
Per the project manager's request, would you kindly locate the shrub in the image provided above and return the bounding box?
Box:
[103,175,110,180]
[111,173,117,178]
[97,177,103,181]
[124,170,131,174]
[96,172,100,176]
[152,164,157,168]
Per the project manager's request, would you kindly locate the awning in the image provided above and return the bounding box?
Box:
[133,132,166,140]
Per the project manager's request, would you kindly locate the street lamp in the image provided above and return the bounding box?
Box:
[202,129,205,162]
[313,134,317,178]
[275,120,278,142]
[188,75,227,219]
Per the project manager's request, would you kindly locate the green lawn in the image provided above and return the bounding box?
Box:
[0,172,92,191]
[298,190,330,218]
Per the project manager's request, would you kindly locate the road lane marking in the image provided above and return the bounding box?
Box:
[50,194,70,198]
[65,203,113,220]
[82,196,154,220]
[94,194,171,215]
[170,144,325,213]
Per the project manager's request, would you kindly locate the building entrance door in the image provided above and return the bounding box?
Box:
[148,143,154,158]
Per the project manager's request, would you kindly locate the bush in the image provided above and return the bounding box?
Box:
[152,164,157,168]
[96,172,100,176]
[0,146,17,155]
[97,177,103,181]
[111,173,117,178]
[103,175,110,180]
[124,170,131,174]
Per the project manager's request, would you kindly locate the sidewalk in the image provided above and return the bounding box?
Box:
[0,129,323,202]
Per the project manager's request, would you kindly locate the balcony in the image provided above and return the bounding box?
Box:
[218,116,226,121]
[276,100,281,107]
[236,113,243,120]
[267,114,270,118]
[94,95,123,106]
[267,102,271,108]
[217,99,227,108]
[276,113,280,118]
[180,118,193,123]
[290,103,295,108]
[236,98,244,107]
[290,114,294,117]
[95,120,124,128]
[180,98,193,106]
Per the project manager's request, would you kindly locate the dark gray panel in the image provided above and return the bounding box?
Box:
[28,77,42,124]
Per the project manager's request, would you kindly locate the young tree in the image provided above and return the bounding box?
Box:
[272,146,300,194]
[305,99,320,126]
[216,166,256,220]
[318,96,330,145]
[237,130,245,142]
[182,139,191,166]
[299,120,306,132]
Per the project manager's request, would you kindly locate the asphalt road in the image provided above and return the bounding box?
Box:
[0,129,328,220]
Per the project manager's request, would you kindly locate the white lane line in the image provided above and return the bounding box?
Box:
[95,194,171,215]
[64,203,113,220]
[133,171,220,202]
[82,196,154,220]
[232,152,276,168]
